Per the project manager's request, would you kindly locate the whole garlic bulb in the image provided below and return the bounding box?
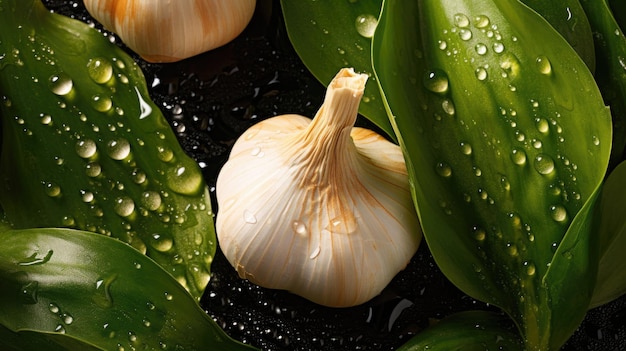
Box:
[216,68,422,307]
[83,0,256,63]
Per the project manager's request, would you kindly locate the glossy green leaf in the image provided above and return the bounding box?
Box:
[590,161,626,308]
[373,0,611,349]
[280,0,395,140]
[579,0,626,168]
[519,0,596,72]
[0,228,257,351]
[0,0,215,300]
[396,311,523,351]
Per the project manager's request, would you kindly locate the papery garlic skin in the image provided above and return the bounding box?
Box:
[84,0,256,63]
[216,68,422,307]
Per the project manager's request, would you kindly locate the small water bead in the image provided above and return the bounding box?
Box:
[592,135,600,146]
[49,73,73,96]
[49,303,60,314]
[506,242,519,257]
[442,99,455,115]
[423,70,449,93]
[438,40,447,50]
[141,191,162,211]
[87,57,113,84]
[92,94,113,112]
[535,118,550,134]
[454,13,470,27]
[61,313,74,325]
[523,261,536,276]
[473,15,490,28]
[511,148,527,165]
[132,168,147,184]
[76,139,97,159]
[44,182,62,197]
[355,14,378,38]
[150,233,173,252]
[157,146,174,162]
[475,67,488,81]
[435,161,452,177]
[534,154,555,175]
[492,42,505,54]
[475,43,488,55]
[114,197,135,217]
[473,166,482,177]
[550,205,568,223]
[473,227,486,241]
[500,175,511,191]
[106,138,131,160]
[244,210,257,224]
[459,29,472,41]
[166,164,203,195]
[40,114,52,125]
[460,142,472,155]
[292,220,308,236]
[536,55,552,74]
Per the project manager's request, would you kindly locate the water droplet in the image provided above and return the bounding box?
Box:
[87,57,113,84]
[454,13,470,27]
[44,182,62,197]
[442,99,455,115]
[493,42,505,54]
[250,147,262,157]
[40,114,52,125]
[292,220,308,235]
[355,14,377,38]
[475,43,488,55]
[550,205,568,223]
[141,191,162,211]
[475,67,488,81]
[423,70,449,93]
[460,142,472,155]
[459,29,472,41]
[309,246,321,259]
[523,261,536,276]
[76,139,97,159]
[61,312,74,325]
[435,162,452,177]
[106,138,131,160]
[164,292,174,301]
[592,135,600,146]
[438,40,447,50]
[49,303,60,314]
[511,148,527,165]
[500,175,511,191]
[150,233,173,252]
[534,154,555,175]
[244,210,257,224]
[157,146,174,162]
[85,162,102,177]
[166,163,203,195]
[92,94,113,112]
[536,55,552,74]
[506,242,518,257]
[535,118,549,134]
[20,281,39,304]
[114,197,135,217]
[49,73,73,95]
[132,168,147,184]
[474,15,490,28]
[473,227,486,241]
[55,324,66,334]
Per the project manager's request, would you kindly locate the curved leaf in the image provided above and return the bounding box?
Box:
[0,228,257,351]
[396,311,523,351]
[0,0,215,299]
[279,0,395,140]
[373,0,611,349]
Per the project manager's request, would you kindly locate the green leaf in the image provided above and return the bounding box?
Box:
[0,0,215,300]
[396,311,523,351]
[519,0,596,72]
[372,0,611,349]
[579,0,626,168]
[0,228,258,351]
[590,161,626,308]
[280,0,395,140]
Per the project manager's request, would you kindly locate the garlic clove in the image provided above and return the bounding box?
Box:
[216,68,422,307]
[84,0,256,63]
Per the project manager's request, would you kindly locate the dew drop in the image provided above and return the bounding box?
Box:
[535,118,549,134]
[506,242,518,257]
[76,139,97,159]
[475,43,488,55]
[423,69,449,93]
[473,227,486,241]
[592,135,600,146]
[550,205,568,223]
[473,15,490,28]
[511,148,527,165]
[475,67,488,81]
[44,182,62,197]
[355,14,378,38]
[460,142,472,155]
[141,191,162,211]
[523,261,536,276]
[106,138,131,160]
[309,246,321,259]
[435,161,452,177]
[49,73,73,95]
[166,164,203,195]
[92,94,113,112]
[81,190,94,202]
[500,175,511,191]
[493,42,505,54]
[114,197,135,217]
[40,114,52,125]
[157,146,174,162]
[442,99,455,115]
[132,168,147,184]
[534,154,555,175]
[87,57,113,84]
[49,303,60,314]
[61,313,74,325]
[459,29,472,41]
[292,221,308,235]
[150,233,174,252]
[454,13,470,27]
[438,40,447,50]
[244,210,257,224]
[536,55,552,74]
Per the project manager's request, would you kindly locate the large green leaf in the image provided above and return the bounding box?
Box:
[396,311,523,351]
[0,228,257,351]
[0,0,215,300]
[372,0,611,349]
[590,161,626,308]
[279,0,395,140]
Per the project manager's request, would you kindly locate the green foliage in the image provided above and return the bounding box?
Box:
[0,228,257,351]
[0,0,215,300]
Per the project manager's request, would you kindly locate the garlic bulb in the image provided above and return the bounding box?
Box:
[216,68,422,307]
[83,0,256,63]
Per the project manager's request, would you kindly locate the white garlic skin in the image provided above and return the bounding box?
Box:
[216,68,422,307]
[84,0,256,63]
